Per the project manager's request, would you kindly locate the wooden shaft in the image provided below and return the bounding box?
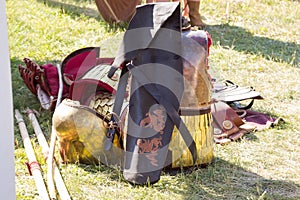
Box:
[47,127,57,199]
[27,109,71,200]
[15,109,50,200]
[47,63,65,200]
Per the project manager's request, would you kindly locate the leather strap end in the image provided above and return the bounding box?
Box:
[107,66,119,79]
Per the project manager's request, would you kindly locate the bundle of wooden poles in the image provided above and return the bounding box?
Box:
[15,109,71,200]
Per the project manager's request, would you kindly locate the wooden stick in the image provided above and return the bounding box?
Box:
[47,63,64,200]
[26,109,71,200]
[47,126,57,200]
[15,109,50,200]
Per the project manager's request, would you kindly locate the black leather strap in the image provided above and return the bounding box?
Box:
[104,66,129,150]
[230,99,255,110]
[107,65,119,79]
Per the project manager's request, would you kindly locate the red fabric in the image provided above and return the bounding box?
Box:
[63,50,98,83]
[243,110,280,131]
[42,64,68,97]
[206,31,212,55]
[205,31,212,70]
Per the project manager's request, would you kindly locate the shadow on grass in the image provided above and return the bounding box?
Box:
[206,24,300,67]
[37,0,101,20]
[162,157,300,199]
[36,0,128,32]
[77,155,300,199]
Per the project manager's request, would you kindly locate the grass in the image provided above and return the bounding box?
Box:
[7,0,300,199]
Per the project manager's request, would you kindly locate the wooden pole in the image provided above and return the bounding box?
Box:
[26,109,71,200]
[47,126,57,199]
[15,109,50,200]
[47,64,64,200]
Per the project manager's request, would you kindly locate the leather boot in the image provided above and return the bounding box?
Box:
[187,0,205,27]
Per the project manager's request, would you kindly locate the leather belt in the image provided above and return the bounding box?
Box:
[179,106,211,116]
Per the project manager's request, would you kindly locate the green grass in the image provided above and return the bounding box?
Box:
[7,0,300,199]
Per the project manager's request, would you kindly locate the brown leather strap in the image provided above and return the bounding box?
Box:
[179,106,211,116]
